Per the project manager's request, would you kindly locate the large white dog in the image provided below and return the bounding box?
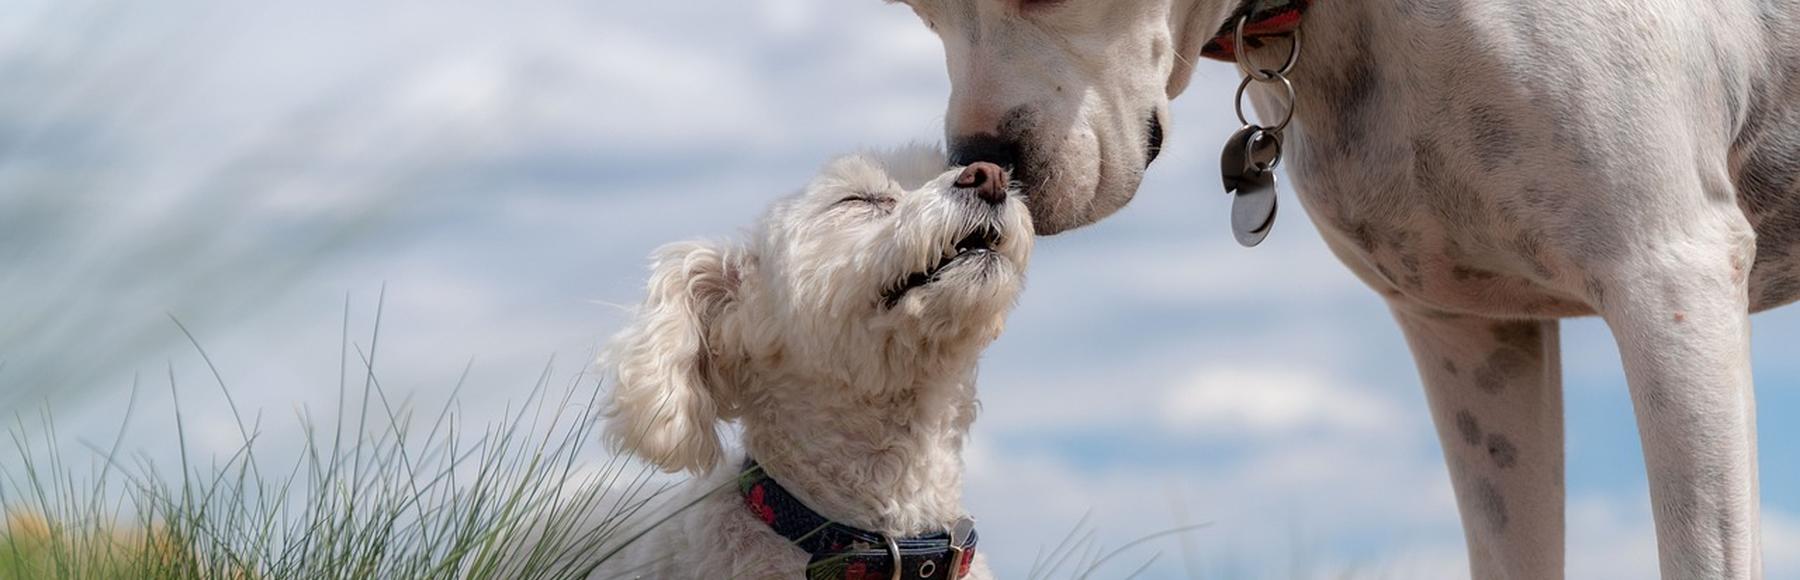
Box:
[888,0,1798,578]
[596,146,1029,579]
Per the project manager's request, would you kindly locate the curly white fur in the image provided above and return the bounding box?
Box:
[594,145,1031,579]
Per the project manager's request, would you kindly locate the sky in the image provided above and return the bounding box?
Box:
[2,1,1798,578]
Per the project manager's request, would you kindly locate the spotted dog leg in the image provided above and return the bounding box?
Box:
[1390,307,1563,580]
[1595,240,1763,580]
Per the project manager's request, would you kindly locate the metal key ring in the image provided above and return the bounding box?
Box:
[1247,128,1284,172]
[1234,72,1296,133]
[1234,14,1302,82]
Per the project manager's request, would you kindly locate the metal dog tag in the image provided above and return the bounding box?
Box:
[1231,172,1278,247]
[1220,125,1261,194]
[1221,125,1281,247]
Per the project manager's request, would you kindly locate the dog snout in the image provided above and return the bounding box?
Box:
[948,134,1020,172]
[956,162,1008,205]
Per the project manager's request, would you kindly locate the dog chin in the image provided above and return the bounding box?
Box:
[1022,138,1141,236]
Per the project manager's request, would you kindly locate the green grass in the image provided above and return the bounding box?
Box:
[1,300,1210,580]
[1,297,684,580]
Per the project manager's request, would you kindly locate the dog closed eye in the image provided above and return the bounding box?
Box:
[834,194,896,212]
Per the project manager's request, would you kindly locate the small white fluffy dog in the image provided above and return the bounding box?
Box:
[594,146,1030,579]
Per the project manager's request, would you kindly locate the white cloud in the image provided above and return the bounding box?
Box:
[962,433,1465,579]
[1564,495,1661,580]
[1768,510,1800,575]
[1161,367,1398,435]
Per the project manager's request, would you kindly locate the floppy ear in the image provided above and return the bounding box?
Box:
[603,241,745,474]
[1167,2,1235,98]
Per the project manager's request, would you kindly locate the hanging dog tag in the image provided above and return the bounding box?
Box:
[1220,125,1261,194]
[1221,125,1281,247]
[1231,172,1278,247]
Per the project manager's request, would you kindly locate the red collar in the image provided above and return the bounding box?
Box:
[1200,0,1315,62]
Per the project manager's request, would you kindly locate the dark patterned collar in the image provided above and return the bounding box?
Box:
[739,461,979,580]
[1201,0,1316,61]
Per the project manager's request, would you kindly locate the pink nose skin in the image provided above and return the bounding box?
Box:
[955,162,1009,205]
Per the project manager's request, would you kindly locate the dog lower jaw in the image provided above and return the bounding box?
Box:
[880,231,1005,309]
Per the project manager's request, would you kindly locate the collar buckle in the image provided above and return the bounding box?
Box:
[881,533,903,580]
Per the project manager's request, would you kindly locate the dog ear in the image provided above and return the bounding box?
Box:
[1167,3,1236,98]
[603,241,746,474]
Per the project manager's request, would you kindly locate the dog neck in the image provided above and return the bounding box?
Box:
[734,347,983,538]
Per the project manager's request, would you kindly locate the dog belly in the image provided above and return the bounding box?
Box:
[1272,0,1800,320]
[1310,216,1597,319]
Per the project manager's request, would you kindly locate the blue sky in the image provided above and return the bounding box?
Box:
[2,1,1797,577]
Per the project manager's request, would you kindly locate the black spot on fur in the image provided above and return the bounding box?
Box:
[1451,266,1499,282]
[1317,14,1380,156]
[1455,411,1482,446]
[1637,379,1675,412]
[1489,321,1541,351]
[1348,221,1379,253]
[1485,433,1518,469]
[1466,104,1519,171]
[1444,358,1460,376]
[1477,478,1510,531]
[1475,348,1533,394]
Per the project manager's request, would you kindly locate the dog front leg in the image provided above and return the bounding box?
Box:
[1390,307,1564,580]
[1596,244,1762,579]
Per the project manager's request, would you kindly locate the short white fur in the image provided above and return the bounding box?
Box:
[894,0,1800,578]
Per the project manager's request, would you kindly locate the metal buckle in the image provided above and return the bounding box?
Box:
[882,533,902,580]
[946,516,974,579]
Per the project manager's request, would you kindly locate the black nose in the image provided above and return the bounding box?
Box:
[948,134,1020,170]
[956,162,1008,205]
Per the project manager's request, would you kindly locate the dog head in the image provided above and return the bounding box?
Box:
[890,0,1236,234]
[603,145,1033,473]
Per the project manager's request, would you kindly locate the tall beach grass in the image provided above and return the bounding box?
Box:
[1,302,1202,580]
[1,297,685,580]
